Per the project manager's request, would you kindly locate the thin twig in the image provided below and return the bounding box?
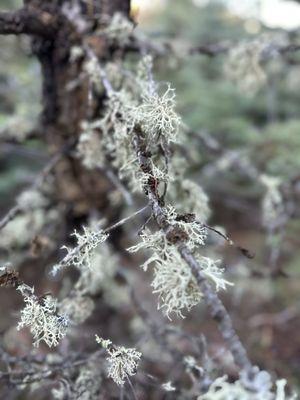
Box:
[0,149,66,232]
[103,168,134,207]
[104,205,150,234]
[126,376,139,400]
[130,288,212,392]
[202,222,255,259]
[132,134,254,376]
[52,205,150,273]
[0,205,21,232]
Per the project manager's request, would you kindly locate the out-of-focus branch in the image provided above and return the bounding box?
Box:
[248,304,299,328]
[0,143,72,232]
[131,288,213,393]
[0,8,58,37]
[0,345,96,387]
[125,35,300,60]
[0,205,21,233]
[123,37,229,57]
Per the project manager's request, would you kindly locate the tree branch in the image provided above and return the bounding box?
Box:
[94,61,254,374]
[133,134,254,376]
[0,141,73,232]
[126,35,300,60]
[0,8,58,36]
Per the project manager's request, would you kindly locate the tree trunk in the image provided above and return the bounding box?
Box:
[27,0,131,217]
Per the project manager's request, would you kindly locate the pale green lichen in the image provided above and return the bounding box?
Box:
[52,362,102,400]
[128,222,231,318]
[260,174,284,229]
[77,121,105,169]
[17,284,69,348]
[224,39,267,94]
[103,13,134,45]
[199,373,297,400]
[167,179,211,222]
[95,335,141,386]
[52,226,108,275]
[136,82,181,144]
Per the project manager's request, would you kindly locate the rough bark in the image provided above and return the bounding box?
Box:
[0,0,130,219]
[0,8,58,36]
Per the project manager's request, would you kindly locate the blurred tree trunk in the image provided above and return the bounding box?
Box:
[25,0,130,217]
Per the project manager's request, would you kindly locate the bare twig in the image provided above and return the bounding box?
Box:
[131,288,212,393]
[103,168,134,207]
[0,144,71,232]
[126,377,139,400]
[104,205,150,234]
[0,205,21,232]
[248,304,299,328]
[202,222,255,259]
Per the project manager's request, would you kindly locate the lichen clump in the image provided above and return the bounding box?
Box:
[17,284,69,348]
[128,207,231,318]
[199,372,297,400]
[95,335,141,386]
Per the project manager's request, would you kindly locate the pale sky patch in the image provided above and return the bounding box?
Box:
[133,0,300,30]
[260,0,300,29]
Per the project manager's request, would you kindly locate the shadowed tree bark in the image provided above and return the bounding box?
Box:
[0,0,131,221]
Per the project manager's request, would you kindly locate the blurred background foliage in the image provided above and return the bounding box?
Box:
[0,0,42,205]
[0,0,300,391]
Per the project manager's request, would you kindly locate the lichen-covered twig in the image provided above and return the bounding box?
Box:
[0,268,68,348]
[51,204,149,274]
[92,59,253,374]
[133,134,253,376]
